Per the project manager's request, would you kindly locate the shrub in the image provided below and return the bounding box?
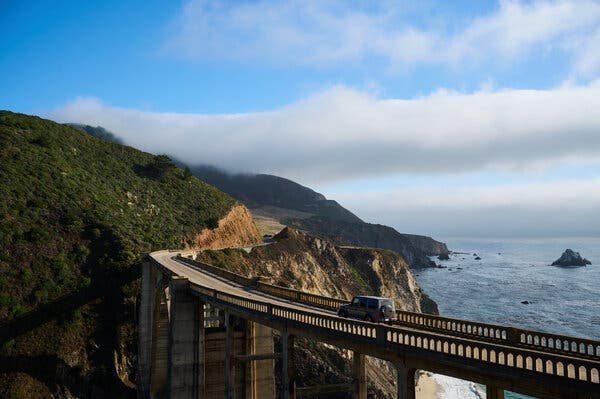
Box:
[21,268,33,284]
[26,226,50,242]
[34,288,49,304]
[205,217,219,229]
[51,253,69,279]
[0,292,11,307]
[30,134,53,147]
[148,154,176,178]
[71,243,90,264]
[11,303,26,318]
[182,166,193,180]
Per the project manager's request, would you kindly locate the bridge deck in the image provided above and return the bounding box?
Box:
[150,250,600,399]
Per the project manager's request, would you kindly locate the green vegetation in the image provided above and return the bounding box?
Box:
[66,123,124,144]
[0,111,236,397]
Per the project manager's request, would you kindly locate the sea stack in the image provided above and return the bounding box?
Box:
[551,249,592,267]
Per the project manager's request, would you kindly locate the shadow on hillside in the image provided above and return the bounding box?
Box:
[0,354,84,392]
[0,267,140,344]
[0,267,140,397]
[0,353,135,398]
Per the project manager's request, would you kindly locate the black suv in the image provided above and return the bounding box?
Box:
[337,296,397,323]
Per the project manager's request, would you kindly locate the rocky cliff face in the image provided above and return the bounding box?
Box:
[191,204,262,250]
[288,218,443,269]
[198,227,438,314]
[196,227,438,397]
[403,233,449,256]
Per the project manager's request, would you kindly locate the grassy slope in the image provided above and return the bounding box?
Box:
[0,111,236,398]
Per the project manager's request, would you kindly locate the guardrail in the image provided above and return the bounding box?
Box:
[175,255,255,286]
[175,254,348,312]
[395,310,600,360]
[256,282,348,312]
[186,279,600,387]
[173,253,600,362]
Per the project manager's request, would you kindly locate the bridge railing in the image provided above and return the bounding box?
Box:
[255,281,348,312]
[174,253,600,361]
[185,279,600,387]
[394,310,600,360]
[176,254,349,311]
[175,255,256,287]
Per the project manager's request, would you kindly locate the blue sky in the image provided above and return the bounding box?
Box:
[2,0,600,237]
[0,0,587,113]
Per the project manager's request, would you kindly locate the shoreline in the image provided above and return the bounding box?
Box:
[416,371,486,399]
[416,371,440,399]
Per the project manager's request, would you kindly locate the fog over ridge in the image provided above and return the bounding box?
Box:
[49,83,600,237]
[50,83,600,184]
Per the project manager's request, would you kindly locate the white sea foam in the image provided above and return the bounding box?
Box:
[432,374,484,399]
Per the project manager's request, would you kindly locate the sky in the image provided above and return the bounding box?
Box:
[2,0,600,238]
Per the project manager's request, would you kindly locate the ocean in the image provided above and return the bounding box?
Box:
[413,237,600,399]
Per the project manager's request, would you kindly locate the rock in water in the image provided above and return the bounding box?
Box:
[551,249,592,267]
[437,253,450,261]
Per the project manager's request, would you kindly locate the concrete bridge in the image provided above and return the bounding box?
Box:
[138,250,600,399]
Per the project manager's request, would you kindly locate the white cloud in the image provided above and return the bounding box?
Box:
[48,83,600,185]
[165,0,600,77]
[327,178,600,237]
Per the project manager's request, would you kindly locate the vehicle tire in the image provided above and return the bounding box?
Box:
[364,315,374,322]
[338,310,347,318]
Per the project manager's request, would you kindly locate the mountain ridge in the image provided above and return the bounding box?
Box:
[191,165,449,268]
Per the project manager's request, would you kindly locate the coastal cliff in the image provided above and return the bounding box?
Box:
[191,166,449,268]
[403,233,450,256]
[196,227,438,398]
[197,227,438,314]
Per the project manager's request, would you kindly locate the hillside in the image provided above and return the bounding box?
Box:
[66,123,124,144]
[192,165,449,268]
[0,111,260,398]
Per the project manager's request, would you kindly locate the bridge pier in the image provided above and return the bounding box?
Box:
[395,364,416,399]
[352,352,367,399]
[486,385,505,399]
[282,332,296,399]
[225,312,235,399]
[169,276,204,399]
[245,321,275,399]
[138,259,156,398]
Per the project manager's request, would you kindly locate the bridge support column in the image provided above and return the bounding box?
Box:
[395,364,416,399]
[245,322,275,399]
[138,259,156,398]
[225,312,235,399]
[282,332,296,399]
[352,352,367,399]
[486,386,505,399]
[169,277,204,399]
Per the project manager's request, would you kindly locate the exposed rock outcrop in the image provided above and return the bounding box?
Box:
[551,249,591,267]
[403,234,450,256]
[197,226,438,314]
[287,217,441,269]
[195,227,439,398]
[192,204,262,250]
